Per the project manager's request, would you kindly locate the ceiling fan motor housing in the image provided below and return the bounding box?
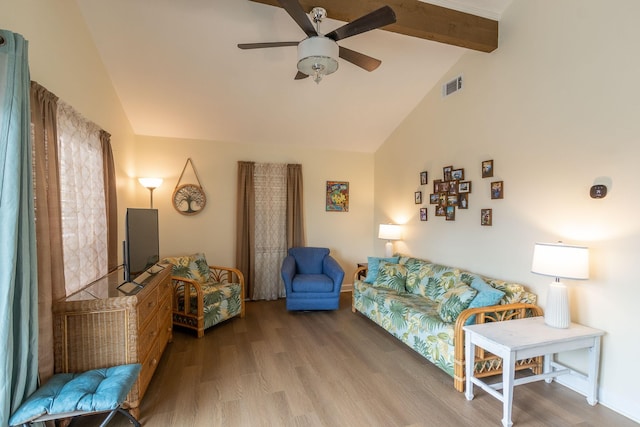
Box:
[297,36,339,76]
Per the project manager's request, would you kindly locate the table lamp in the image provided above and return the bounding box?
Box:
[531,242,589,328]
[378,224,402,257]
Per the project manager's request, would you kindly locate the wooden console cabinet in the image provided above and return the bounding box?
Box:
[53,266,172,417]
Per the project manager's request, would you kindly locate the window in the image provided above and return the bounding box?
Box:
[57,102,107,295]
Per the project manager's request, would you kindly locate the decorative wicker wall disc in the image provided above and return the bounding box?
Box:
[173,159,206,215]
[172,184,206,215]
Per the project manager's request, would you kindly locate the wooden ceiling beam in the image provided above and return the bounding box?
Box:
[248,0,498,53]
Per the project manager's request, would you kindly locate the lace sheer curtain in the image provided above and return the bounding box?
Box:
[253,163,287,300]
[236,162,305,300]
[57,101,108,295]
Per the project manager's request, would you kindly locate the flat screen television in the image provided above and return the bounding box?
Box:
[124,208,159,283]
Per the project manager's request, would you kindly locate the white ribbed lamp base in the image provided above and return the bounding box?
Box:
[384,241,394,257]
[545,281,570,328]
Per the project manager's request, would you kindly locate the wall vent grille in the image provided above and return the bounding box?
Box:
[442,75,463,97]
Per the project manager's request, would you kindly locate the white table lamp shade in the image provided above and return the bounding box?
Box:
[531,242,589,329]
[378,224,402,257]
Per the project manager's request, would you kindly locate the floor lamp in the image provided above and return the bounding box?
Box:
[531,242,589,328]
[378,224,402,257]
[138,178,163,209]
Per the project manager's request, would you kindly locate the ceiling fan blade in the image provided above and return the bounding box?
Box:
[277,0,317,37]
[325,6,396,42]
[339,46,381,72]
[294,71,309,80]
[238,41,299,49]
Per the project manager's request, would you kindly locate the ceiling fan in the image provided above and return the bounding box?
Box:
[238,0,396,83]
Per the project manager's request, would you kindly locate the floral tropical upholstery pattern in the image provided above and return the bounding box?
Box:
[353,255,538,380]
[162,253,244,337]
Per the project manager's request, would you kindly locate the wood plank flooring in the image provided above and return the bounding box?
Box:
[73,293,637,426]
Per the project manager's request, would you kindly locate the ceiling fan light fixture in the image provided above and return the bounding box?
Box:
[297,36,338,83]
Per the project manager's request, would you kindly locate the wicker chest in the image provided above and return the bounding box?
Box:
[53,266,172,418]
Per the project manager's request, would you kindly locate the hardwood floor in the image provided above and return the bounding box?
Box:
[73,293,637,427]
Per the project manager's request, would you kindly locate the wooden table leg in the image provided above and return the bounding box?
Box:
[586,336,601,405]
[465,330,475,401]
[501,350,516,427]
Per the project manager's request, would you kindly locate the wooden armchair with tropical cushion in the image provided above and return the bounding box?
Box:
[162,253,245,338]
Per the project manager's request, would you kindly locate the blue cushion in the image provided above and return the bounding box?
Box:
[465,276,505,325]
[292,274,333,293]
[364,256,399,283]
[288,247,330,274]
[9,364,141,426]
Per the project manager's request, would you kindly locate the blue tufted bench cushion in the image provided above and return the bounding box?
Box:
[9,364,141,427]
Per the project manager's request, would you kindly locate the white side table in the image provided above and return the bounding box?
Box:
[463,316,604,427]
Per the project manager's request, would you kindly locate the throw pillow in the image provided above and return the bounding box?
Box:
[437,284,478,323]
[425,266,461,302]
[364,256,400,283]
[162,253,211,283]
[465,275,505,325]
[373,261,407,293]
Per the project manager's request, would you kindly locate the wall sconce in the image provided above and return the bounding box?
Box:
[378,224,402,257]
[531,242,589,328]
[138,178,163,209]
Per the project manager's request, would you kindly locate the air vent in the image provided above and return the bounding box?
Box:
[442,75,463,98]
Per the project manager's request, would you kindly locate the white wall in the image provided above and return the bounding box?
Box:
[375,0,640,421]
[133,135,374,281]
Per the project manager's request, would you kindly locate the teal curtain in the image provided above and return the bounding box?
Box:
[0,30,39,425]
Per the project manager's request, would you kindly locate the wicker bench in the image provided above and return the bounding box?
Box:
[9,364,141,427]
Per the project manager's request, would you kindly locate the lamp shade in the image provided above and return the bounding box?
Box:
[138,177,163,189]
[297,36,339,77]
[378,224,402,241]
[531,242,589,280]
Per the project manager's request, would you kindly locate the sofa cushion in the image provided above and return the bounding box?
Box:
[437,284,477,323]
[464,275,506,325]
[163,253,211,283]
[412,263,461,302]
[403,257,428,293]
[364,256,399,283]
[484,278,525,304]
[373,261,407,292]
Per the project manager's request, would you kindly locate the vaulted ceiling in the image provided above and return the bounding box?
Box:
[75,0,512,152]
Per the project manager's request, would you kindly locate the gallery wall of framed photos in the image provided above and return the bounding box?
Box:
[415,159,504,225]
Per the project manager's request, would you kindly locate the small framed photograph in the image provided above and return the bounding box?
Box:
[481,208,492,226]
[420,171,428,185]
[443,165,453,181]
[458,193,469,209]
[447,195,458,206]
[435,205,446,216]
[458,181,471,193]
[433,179,442,193]
[445,206,456,221]
[420,208,428,221]
[451,168,464,181]
[491,181,504,199]
[448,181,458,194]
[482,160,494,178]
[415,191,423,204]
[429,193,439,204]
[438,193,448,205]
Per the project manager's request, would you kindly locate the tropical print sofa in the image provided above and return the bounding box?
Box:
[162,253,244,338]
[352,255,542,391]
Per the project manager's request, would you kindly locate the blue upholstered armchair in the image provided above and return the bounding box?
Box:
[281,247,345,311]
